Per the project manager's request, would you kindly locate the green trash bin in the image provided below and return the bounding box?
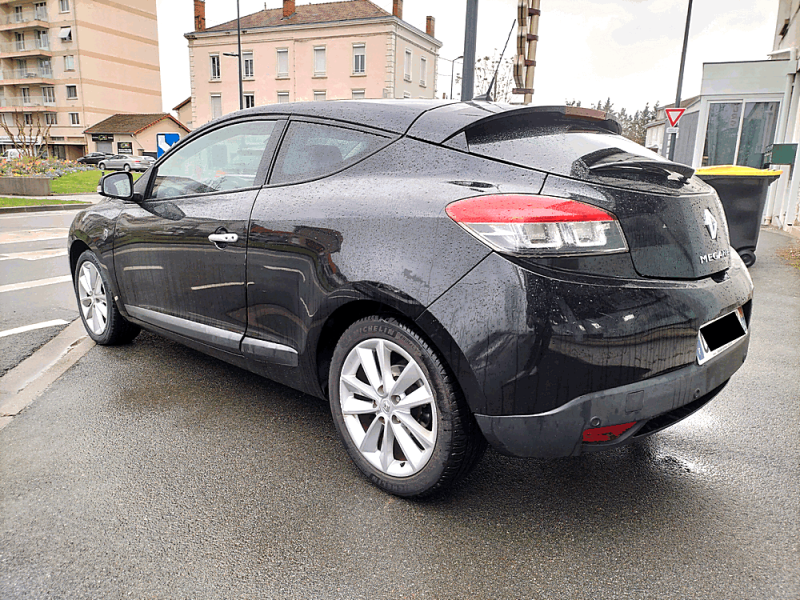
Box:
[695,166,782,267]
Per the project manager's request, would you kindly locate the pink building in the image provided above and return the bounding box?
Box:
[0,0,162,159]
[185,0,441,128]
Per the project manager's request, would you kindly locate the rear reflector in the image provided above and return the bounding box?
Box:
[582,422,637,443]
[446,194,628,256]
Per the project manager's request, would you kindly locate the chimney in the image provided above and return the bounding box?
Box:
[426,15,435,37]
[283,0,295,18]
[392,0,403,20]
[194,0,205,31]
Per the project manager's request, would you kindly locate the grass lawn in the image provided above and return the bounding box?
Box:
[50,169,142,194]
[0,197,88,207]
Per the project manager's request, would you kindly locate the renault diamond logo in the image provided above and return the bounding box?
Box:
[703,209,718,240]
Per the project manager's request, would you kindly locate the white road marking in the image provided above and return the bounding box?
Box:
[0,275,72,294]
[0,229,70,244]
[0,248,68,261]
[0,319,70,339]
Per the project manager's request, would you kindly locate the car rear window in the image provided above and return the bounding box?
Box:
[466,114,668,178]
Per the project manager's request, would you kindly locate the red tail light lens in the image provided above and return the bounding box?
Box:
[445,194,628,256]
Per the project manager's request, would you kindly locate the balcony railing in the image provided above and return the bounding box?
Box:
[0,94,55,107]
[0,66,52,80]
[0,38,50,53]
[4,9,49,25]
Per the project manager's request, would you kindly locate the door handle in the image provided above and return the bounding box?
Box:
[208,232,238,244]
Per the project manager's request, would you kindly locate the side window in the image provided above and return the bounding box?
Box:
[150,120,276,200]
[271,122,388,185]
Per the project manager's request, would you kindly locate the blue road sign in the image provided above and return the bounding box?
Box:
[157,133,181,158]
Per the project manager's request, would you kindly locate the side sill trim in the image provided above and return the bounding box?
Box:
[241,337,299,367]
[126,305,242,353]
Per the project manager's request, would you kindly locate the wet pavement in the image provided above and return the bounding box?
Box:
[0,230,798,599]
[0,210,80,376]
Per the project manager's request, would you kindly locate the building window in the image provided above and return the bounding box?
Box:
[42,86,55,104]
[39,59,52,76]
[34,3,47,20]
[14,6,23,23]
[45,112,57,125]
[66,85,77,100]
[59,0,70,12]
[15,33,25,51]
[210,94,222,119]
[64,55,74,71]
[404,50,412,82]
[420,57,427,86]
[35,30,49,50]
[403,91,411,99]
[276,49,288,78]
[59,27,72,42]
[277,91,289,103]
[352,89,365,99]
[313,91,326,102]
[703,101,780,168]
[243,51,254,79]
[244,93,255,109]
[20,87,30,103]
[313,47,326,76]
[353,43,365,74]
[23,113,33,125]
[209,54,220,80]
[69,112,80,125]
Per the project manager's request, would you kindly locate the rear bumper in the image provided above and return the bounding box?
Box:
[474,329,747,458]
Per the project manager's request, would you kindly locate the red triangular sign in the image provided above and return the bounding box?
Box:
[666,108,685,127]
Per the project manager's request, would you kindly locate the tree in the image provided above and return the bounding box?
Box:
[0,110,51,157]
[566,98,661,146]
[473,51,514,102]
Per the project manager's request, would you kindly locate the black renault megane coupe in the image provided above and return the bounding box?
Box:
[69,100,753,497]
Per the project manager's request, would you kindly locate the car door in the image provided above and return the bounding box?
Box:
[114,118,284,354]
[243,119,391,369]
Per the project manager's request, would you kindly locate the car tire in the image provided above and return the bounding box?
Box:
[329,316,486,498]
[74,250,140,345]
[98,162,106,170]
[739,249,756,267]
[123,164,131,172]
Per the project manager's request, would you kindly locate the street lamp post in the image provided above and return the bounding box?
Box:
[450,56,463,100]
[222,0,244,110]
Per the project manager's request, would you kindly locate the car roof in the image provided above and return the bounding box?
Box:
[202,100,620,145]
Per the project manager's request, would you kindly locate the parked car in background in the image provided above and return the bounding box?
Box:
[1,148,22,160]
[98,154,154,172]
[68,100,754,498]
[77,152,113,165]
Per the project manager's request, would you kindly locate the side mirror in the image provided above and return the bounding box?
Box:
[98,171,133,200]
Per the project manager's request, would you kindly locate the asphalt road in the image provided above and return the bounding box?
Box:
[0,210,79,376]
[1,230,798,599]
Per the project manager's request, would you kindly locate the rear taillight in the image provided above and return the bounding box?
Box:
[445,194,628,256]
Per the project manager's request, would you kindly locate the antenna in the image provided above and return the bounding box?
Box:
[474,19,516,102]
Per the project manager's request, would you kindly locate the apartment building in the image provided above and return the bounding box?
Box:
[0,0,162,159]
[185,0,441,128]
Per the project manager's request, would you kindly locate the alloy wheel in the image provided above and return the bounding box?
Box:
[77,261,108,335]
[338,338,438,477]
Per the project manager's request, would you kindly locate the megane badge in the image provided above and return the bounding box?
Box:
[703,209,718,240]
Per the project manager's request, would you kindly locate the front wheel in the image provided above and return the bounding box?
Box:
[329,316,486,498]
[123,164,131,172]
[74,250,140,345]
[98,162,106,170]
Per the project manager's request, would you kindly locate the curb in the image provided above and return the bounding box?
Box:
[0,319,94,430]
[0,203,91,215]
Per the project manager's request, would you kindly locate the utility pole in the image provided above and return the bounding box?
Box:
[461,0,479,101]
[450,56,463,100]
[668,0,693,161]
[224,0,244,110]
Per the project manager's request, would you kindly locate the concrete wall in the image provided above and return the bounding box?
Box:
[701,60,793,96]
[0,176,51,196]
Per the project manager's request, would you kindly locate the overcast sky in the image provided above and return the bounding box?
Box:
[155,0,780,113]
